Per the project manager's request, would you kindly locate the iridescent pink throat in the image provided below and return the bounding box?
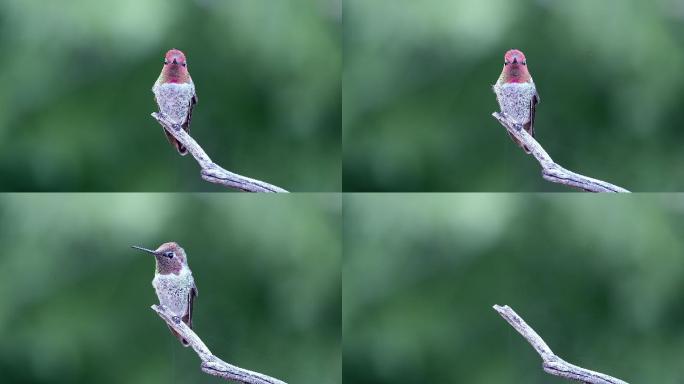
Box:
[163,65,190,84]
[502,65,531,83]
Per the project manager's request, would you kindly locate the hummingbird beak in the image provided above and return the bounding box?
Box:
[512,57,518,64]
[172,58,178,65]
[131,245,157,255]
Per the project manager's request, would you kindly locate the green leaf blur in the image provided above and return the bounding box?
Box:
[343,0,684,191]
[0,194,341,383]
[0,0,341,191]
[343,194,684,383]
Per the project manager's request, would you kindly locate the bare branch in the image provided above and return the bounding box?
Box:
[493,305,629,384]
[152,304,288,384]
[492,112,629,193]
[151,112,288,193]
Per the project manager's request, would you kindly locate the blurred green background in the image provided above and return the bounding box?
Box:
[0,194,341,383]
[0,0,341,191]
[343,0,684,191]
[344,194,684,383]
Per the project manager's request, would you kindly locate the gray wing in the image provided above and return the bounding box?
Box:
[528,91,540,138]
[183,281,198,329]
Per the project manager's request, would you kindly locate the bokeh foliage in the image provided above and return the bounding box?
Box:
[0,0,341,191]
[0,194,341,384]
[344,194,684,383]
[343,0,684,191]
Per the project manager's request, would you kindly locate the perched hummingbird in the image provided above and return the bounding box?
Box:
[132,242,198,346]
[493,49,540,153]
[152,49,198,156]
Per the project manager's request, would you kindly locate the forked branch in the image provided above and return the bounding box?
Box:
[151,112,288,193]
[493,305,629,384]
[492,112,629,193]
[152,304,288,384]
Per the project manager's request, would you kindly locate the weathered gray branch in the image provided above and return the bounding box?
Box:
[151,112,288,193]
[492,112,629,193]
[493,305,629,384]
[152,304,288,384]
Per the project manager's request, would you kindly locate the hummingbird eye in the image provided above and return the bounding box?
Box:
[504,61,510,66]
[164,60,169,65]
[181,63,187,67]
[164,252,175,258]
[522,61,527,65]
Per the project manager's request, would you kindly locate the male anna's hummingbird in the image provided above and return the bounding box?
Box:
[132,242,198,346]
[152,49,198,156]
[493,49,540,153]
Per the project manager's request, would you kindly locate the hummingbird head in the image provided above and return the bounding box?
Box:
[132,242,187,275]
[160,49,190,83]
[165,49,187,66]
[501,49,531,83]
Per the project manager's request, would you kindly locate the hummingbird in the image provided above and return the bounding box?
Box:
[152,49,198,156]
[493,49,540,154]
[132,242,198,347]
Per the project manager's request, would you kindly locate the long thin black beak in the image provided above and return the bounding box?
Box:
[131,245,157,255]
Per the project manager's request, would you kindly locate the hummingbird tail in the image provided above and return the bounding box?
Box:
[162,129,188,156]
[167,325,191,347]
[505,131,532,154]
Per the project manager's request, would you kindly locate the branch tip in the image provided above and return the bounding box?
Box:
[150,303,287,384]
[493,304,629,384]
[491,111,629,193]
[150,111,288,193]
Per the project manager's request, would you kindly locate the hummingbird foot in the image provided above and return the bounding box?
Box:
[151,112,181,130]
[172,315,182,324]
[152,111,168,121]
[497,111,524,132]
